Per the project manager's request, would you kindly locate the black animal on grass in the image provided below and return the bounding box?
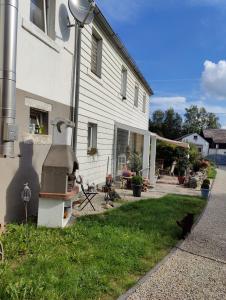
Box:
[176,213,194,239]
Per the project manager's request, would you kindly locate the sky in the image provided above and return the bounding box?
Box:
[95,0,226,127]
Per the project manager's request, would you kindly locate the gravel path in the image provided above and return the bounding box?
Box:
[119,167,226,300]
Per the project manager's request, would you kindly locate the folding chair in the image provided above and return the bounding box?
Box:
[79,184,98,211]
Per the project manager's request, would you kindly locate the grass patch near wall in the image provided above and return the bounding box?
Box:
[0,195,205,300]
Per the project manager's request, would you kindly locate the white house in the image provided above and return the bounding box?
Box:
[203,129,226,165]
[178,133,209,157]
[0,1,153,226]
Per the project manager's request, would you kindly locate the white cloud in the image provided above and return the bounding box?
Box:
[202,60,226,99]
[151,96,226,115]
[151,96,187,111]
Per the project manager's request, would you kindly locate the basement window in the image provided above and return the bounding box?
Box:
[87,123,98,155]
[29,108,49,135]
[30,0,56,39]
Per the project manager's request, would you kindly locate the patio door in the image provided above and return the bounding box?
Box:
[116,128,129,176]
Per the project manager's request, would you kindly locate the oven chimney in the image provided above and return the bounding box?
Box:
[0,0,18,157]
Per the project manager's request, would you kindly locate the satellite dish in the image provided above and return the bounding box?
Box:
[68,0,95,24]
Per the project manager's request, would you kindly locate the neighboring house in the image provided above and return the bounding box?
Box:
[178,133,209,157]
[0,1,153,225]
[202,129,226,165]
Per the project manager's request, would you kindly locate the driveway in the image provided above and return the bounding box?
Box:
[119,167,226,300]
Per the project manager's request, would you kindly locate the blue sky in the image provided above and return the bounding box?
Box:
[96,0,226,127]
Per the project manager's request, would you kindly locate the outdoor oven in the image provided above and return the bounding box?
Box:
[38,118,79,228]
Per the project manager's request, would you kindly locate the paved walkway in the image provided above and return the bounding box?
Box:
[119,167,226,300]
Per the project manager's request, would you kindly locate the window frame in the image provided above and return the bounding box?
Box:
[87,123,98,153]
[142,93,147,113]
[30,0,56,40]
[121,67,128,100]
[134,84,139,108]
[29,107,49,135]
[91,29,103,78]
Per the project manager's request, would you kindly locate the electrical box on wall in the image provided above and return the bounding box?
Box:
[3,123,18,142]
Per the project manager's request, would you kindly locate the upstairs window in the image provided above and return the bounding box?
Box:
[142,94,147,113]
[88,123,98,154]
[194,135,198,141]
[91,30,102,78]
[30,0,55,39]
[134,85,139,107]
[121,67,128,100]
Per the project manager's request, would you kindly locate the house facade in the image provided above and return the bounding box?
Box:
[203,129,226,164]
[0,1,153,226]
[179,133,209,157]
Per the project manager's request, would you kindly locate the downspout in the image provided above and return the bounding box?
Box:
[0,0,18,158]
[70,23,82,154]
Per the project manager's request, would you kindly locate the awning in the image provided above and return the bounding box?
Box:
[150,132,189,149]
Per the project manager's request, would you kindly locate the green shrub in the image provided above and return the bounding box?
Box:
[131,175,143,185]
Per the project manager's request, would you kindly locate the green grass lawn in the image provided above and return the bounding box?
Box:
[0,195,205,300]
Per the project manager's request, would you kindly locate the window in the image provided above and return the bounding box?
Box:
[88,123,97,153]
[121,67,128,100]
[91,30,102,77]
[134,85,139,107]
[142,94,147,113]
[30,0,55,39]
[29,107,49,135]
[194,135,198,141]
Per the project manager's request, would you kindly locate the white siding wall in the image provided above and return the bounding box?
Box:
[182,134,209,157]
[16,1,151,185]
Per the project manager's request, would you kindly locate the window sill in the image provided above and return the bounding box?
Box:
[23,133,52,145]
[87,68,103,86]
[22,18,61,53]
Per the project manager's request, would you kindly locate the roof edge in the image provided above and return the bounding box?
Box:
[94,6,153,96]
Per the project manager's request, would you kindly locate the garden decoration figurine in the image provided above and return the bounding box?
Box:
[21,183,31,224]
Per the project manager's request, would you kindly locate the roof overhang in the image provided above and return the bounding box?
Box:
[94,6,153,96]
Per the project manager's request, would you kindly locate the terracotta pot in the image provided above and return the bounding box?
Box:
[178,176,185,185]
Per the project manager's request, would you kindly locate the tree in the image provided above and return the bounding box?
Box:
[183,105,221,134]
[149,108,183,139]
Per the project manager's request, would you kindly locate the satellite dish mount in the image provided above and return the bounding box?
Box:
[68,0,96,153]
[68,0,95,28]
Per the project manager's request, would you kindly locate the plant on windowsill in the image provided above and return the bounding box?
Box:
[87,148,98,156]
[132,175,143,197]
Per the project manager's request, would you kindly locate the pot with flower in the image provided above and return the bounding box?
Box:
[132,175,143,197]
[177,158,188,185]
[201,179,210,198]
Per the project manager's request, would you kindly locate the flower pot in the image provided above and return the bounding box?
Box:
[132,185,142,197]
[178,176,185,185]
[201,188,209,199]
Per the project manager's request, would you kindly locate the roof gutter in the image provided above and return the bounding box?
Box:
[0,0,18,158]
[94,6,153,96]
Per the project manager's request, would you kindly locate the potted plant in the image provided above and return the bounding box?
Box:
[201,179,210,198]
[132,175,143,197]
[177,158,188,185]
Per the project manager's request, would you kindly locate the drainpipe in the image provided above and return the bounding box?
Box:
[0,0,18,158]
[70,22,82,154]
